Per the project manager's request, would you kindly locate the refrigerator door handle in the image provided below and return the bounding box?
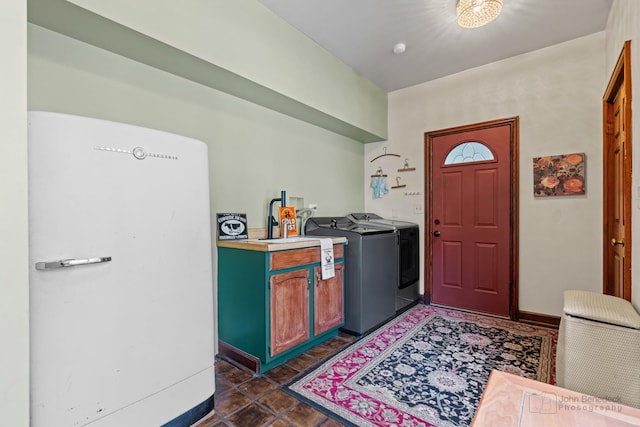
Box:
[35,256,112,270]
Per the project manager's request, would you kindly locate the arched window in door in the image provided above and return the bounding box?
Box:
[443,141,495,165]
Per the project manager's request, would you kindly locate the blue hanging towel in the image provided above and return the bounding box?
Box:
[371,176,389,199]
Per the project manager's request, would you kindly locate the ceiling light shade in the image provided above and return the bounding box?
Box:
[457,0,503,28]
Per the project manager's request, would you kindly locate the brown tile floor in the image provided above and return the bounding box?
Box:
[193,333,357,427]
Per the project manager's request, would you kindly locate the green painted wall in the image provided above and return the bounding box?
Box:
[0,0,29,425]
[28,0,388,142]
[28,24,366,227]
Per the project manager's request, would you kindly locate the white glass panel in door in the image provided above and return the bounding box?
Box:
[444,141,495,165]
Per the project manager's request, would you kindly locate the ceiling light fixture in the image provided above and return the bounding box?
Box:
[392,43,406,55]
[456,0,503,28]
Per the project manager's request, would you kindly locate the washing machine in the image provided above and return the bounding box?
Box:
[305,216,397,335]
[350,213,420,313]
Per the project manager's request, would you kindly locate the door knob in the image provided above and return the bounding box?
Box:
[433,231,441,237]
[611,238,625,247]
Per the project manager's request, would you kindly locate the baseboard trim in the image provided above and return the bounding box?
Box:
[218,340,260,373]
[420,293,430,305]
[517,310,560,329]
[420,295,559,329]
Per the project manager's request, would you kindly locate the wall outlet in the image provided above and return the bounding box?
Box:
[309,204,318,211]
[413,204,423,214]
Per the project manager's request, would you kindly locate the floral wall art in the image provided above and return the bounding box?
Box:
[533,153,585,197]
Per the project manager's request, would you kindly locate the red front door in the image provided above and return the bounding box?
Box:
[429,124,512,316]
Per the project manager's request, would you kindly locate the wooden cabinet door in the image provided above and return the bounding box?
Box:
[313,262,344,336]
[270,269,310,356]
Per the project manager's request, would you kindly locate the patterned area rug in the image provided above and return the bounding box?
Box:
[286,304,557,427]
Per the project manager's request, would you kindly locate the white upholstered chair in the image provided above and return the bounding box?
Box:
[556,290,640,408]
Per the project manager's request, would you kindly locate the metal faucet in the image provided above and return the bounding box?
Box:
[267,190,286,239]
[296,208,314,236]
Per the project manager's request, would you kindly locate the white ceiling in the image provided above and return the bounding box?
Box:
[259,0,613,92]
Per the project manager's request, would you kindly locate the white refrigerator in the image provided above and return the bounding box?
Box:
[29,111,215,426]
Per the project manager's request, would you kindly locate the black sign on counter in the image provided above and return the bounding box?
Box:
[217,213,248,240]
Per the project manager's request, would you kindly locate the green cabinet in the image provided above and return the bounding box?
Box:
[217,242,345,373]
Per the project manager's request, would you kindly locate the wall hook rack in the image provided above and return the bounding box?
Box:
[370,147,401,162]
[370,166,388,177]
[398,158,416,172]
[391,176,406,189]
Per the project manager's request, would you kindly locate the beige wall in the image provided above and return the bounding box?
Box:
[0,0,29,425]
[606,0,640,310]
[368,33,606,316]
